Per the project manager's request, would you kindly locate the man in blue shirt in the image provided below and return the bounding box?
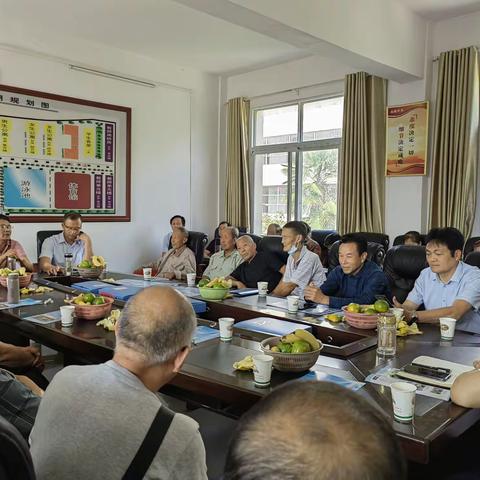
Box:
[394,227,480,334]
[304,234,390,309]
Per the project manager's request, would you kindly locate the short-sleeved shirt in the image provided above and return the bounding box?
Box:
[0,368,40,439]
[30,361,207,480]
[406,262,480,334]
[39,232,84,267]
[230,251,283,291]
[0,240,28,268]
[283,247,326,298]
[204,249,243,279]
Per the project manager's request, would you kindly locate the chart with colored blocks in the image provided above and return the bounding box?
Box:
[0,87,125,216]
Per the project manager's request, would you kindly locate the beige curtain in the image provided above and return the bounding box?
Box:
[225,97,251,230]
[429,46,479,238]
[338,72,387,234]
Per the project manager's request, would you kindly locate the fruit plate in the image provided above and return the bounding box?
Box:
[0,273,33,288]
[198,287,229,301]
[76,267,104,279]
[70,296,114,320]
[260,336,323,372]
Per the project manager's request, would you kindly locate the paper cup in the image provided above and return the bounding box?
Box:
[439,317,457,340]
[143,267,152,281]
[60,305,75,327]
[218,317,234,342]
[391,382,416,423]
[390,308,404,322]
[186,273,196,287]
[257,281,268,297]
[287,295,299,313]
[253,354,273,387]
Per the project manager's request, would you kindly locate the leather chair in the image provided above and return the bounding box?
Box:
[324,232,341,248]
[328,241,386,271]
[247,233,262,248]
[465,251,480,268]
[0,415,35,480]
[311,230,337,267]
[393,234,427,246]
[383,245,427,303]
[355,232,390,250]
[464,236,480,257]
[258,235,288,265]
[187,231,208,267]
[36,230,62,260]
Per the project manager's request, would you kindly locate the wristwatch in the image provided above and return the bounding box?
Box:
[409,311,418,324]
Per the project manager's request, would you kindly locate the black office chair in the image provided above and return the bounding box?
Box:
[0,415,35,480]
[258,235,288,265]
[187,231,208,267]
[465,251,480,268]
[464,236,480,257]
[383,245,427,303]
[36,230,62,260]
[324,232,341,248]
[393,234,427,246]
[328,241,386,271]
[310,230,337,246]
[355,232,390,250]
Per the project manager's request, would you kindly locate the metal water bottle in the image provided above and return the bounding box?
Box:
[64,253,73,276]
[7,256,16,271]
[7,273,20,304]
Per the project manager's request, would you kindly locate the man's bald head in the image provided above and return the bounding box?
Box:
[116,286,196,365]
[224,382,406,480]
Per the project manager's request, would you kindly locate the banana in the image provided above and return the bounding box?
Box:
[233,355,254,371]
[281,333,302,344]
[294,329,320,350]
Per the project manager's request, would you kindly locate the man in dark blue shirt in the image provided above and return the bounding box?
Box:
[304,234,390,309]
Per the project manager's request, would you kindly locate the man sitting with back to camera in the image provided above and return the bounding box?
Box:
[272,221,325,299]
[203,226,243,279]
[39,212,94,275]
[30,287,207,480]
[224,381,406,480]
[394,227,480,333]
[304,234,390,308]
[228,235,284,292]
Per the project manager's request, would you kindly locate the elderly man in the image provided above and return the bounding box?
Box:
[203,227,243,279]
[272,221,325,298]
[228,235,284,292]
[31,287,207,480]
[394,227,480,333]
[224,382,406,480]
[39,212,94,275]
[154,227,196,280]
[304,234,390,308]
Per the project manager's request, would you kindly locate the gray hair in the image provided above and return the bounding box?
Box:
[223,226,239,240]
[116,287,196,365]
[173,226,189,240]
[236,235,254,245]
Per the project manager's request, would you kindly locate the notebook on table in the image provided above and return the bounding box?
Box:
[72,281,113,294]
[234,317,312,336]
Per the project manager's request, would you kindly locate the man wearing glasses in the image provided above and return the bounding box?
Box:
[39,212,94,275]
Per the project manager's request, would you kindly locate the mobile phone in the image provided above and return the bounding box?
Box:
[403,364,451,381]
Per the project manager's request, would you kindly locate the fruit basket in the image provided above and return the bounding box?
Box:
[342,306,379,329]
[68,294,114,320]
[260,336,323,372]
[0,270,33,288]
[76,255,106,279]
[76,267,104,279]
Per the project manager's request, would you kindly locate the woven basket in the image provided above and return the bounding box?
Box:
[342,306,379,330]
[76,267,104,279]
[260,336,323,372]
[70,296,114,320]
[0,273,33,288]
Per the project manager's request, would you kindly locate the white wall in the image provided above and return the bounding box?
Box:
[0,34,219,271]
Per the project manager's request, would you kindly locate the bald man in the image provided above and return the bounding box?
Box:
[31,287,207,480]
[228,235,284,292]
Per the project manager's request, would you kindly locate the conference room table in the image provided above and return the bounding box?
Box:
[1,271,480,465]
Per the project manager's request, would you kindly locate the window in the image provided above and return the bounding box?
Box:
[252,96,343,234]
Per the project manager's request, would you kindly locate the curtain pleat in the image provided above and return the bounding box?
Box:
[338,72,387,234]
[225,97,251,230]
[429,46,479,238]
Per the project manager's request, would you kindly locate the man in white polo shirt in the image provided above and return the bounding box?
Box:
[272,221,325,299]
[394,227,480,333]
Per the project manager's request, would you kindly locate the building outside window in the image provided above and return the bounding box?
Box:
[251,96,343,234]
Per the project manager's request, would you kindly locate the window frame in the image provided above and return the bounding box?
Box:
[250,94,343,233]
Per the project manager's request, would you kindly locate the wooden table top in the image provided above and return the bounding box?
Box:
[1,272,479,464]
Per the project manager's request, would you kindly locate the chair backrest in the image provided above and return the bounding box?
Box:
[187,231,208,266]
[0,415,35,480]
[258,235,288,265]
[383,245,427,303]
[310,230,337,268]
[37,230,62,260]
[324,232,341,248]
[246,233,262,248]
[393,234,427,246]
[465,251,480,268]
[464,236,480,257]
[355,232,390,250]
[328,241,386,270]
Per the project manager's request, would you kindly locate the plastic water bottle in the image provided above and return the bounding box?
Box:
[7,273,20,304]
[64,253,73,276]
[377,314,396,356]
[7,257,16,270]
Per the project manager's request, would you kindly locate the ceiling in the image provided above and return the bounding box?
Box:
[397,0,480,20]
